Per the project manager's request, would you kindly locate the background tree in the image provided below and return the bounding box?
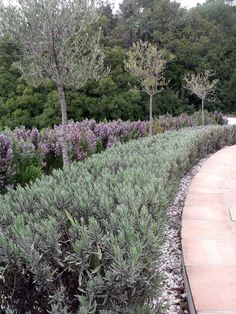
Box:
[125,40,173,135]
[0,0,105,167]
[183,70,218,125]
[229,69,236,105]
[0,0,235,130]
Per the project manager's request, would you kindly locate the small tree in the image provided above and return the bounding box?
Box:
[183,70,219,126]
[1,0,106,167]
[125,40,174,135]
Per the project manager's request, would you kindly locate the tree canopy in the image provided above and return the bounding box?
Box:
[0,0,235,129]
[0,0,107,166]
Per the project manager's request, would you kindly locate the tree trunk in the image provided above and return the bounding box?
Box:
[149,94,153,136]
[201,97,205,126]
[57,83,69,167]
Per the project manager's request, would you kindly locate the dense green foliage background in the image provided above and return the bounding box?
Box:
[0,0,235,129]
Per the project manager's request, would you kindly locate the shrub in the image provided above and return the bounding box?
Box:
[157,110,227,131]
[0,121,149,191]
[0,112,227,191]
[191,110,227,126]
[13,120,149,163]
[0,134,13,191]
[0,125,235,313]
[10,140,43,187]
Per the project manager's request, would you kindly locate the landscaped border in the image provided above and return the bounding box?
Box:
[1,126,236,313]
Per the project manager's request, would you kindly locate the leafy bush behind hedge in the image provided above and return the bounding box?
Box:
[0,111,227,191]
[0,125,235,313]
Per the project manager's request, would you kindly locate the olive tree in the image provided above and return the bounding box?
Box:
[0,0,105,167]
[125,40,173,135]
[183,70,219,126]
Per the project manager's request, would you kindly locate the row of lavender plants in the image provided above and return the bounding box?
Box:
[1,125,235,313]
[0,111,227,191]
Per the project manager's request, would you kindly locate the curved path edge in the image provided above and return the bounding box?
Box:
[181,145,236,314]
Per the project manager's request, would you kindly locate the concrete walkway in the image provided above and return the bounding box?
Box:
[182,145,236,314]
[227,117,236,126]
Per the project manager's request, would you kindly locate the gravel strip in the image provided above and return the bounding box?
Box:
[157,157,209,314]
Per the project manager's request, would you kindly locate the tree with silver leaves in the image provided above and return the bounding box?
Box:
[125,40,173,135]
[183,70,218,126]
[0,0,106,167]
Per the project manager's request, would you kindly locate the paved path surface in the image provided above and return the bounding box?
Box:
[182,145,236,314]
[227,117,236,125]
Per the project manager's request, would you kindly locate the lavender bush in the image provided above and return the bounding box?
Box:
[0,134,13,190]
[11,120,149,161]
[0,111,227,191]
[0,120,149,190]
[157,110,227,131]
[0,125,235,313]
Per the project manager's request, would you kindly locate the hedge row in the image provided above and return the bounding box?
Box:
[0,111,226,192]
[0,120,149,192]
[0,125,235,313]
[157,110,227,131]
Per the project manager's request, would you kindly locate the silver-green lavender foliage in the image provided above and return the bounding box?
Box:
[0,126,236,313]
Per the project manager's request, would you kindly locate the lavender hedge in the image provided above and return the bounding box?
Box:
[0,111,227,191]
[0,120,149,191]
[157,110,227,131]
[0,125,235,313]
[0,135,13,190]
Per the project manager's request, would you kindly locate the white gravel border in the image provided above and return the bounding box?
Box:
[156,157,209,314]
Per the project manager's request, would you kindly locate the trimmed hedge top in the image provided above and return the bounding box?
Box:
[0,125,235,313]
